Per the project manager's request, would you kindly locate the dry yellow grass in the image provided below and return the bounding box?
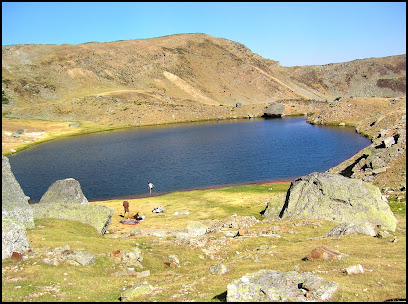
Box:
[1,117,127,155]
[91,186,280,232]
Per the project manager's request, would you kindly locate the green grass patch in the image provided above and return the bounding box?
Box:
[216,182,290,194]
[388,200,406,214]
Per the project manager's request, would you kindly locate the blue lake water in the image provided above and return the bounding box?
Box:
[7,117,371,202]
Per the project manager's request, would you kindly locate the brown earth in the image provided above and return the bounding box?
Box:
[2,33,405,124]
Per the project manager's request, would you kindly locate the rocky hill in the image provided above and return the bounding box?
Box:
[2,34,406,192]
[2,33,406,126]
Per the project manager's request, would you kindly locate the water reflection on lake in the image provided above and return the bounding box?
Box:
[8,117,371,201]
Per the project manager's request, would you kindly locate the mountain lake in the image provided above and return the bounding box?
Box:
[7,117,371,202]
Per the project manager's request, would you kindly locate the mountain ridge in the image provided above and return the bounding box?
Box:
[2,33,406,126]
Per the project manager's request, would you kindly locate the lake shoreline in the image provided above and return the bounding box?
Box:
[28,177,295,204]
[13,115,371,203]
[89,177,296,203]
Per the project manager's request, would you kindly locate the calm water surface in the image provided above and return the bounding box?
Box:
[8,117,371,202]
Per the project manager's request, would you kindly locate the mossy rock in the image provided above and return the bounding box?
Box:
[277,172,397,231]
[32,203,114,235]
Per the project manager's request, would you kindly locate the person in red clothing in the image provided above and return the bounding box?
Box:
[123,200,130,219]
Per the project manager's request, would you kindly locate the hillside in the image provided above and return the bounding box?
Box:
[2,33,405,126]
[1,33,406,192]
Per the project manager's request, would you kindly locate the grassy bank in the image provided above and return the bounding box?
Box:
[2,183,406,302]
[1,118,132,156]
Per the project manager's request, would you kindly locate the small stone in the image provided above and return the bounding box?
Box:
[68,251,96,266]
[112,250,122,258]
[169,254,179,265]
[209,263,230,275]
[164,262,179,268]
[120,279,153,301]
[11,252,23,261]
[304,246,345,262]
[345,264,364,275]
[129,229,141,236]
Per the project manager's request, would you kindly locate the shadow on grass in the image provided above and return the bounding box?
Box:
[212,290,227,302]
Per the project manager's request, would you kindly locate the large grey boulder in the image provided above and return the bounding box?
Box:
[39,178,88,205]
[2,218,31,260]
[278,172,397,231]
[263,102,285,118]
[2,155,33,260]
[33,178,114,234]
[226,269,338,302]
[2,155,34,228]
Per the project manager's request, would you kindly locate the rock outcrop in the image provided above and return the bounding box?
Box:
[2,155,33,259]
[262,102,285,118]
[226,269,338,302]
[2,155,34,228]
[32,178,114,235]
[310,96,406,191]
[277,172,397,231]
[337,113,406,184]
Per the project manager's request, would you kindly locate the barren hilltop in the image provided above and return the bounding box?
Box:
[2,33,405,124]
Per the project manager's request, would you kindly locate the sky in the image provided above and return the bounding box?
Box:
[2,2,406,66]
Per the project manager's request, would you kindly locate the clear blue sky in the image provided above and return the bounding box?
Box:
[2,2,406,66]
